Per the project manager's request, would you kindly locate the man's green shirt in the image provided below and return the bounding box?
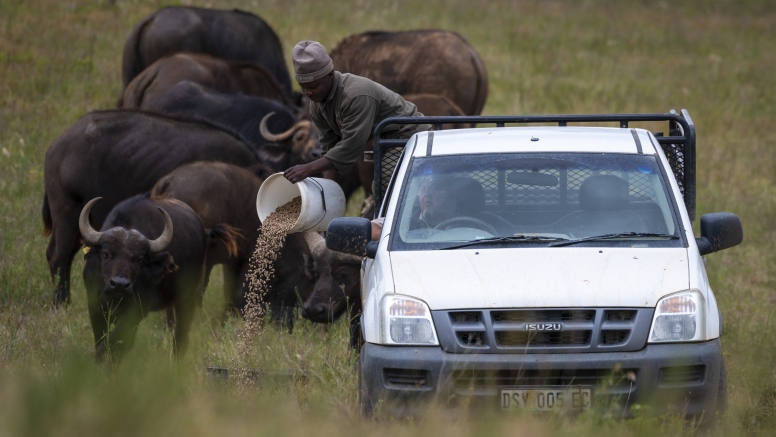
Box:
[309,71,429,174]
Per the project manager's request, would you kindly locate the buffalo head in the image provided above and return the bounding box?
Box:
[259,112,321,168]
[80,198,177,304]
[300,232,362,323]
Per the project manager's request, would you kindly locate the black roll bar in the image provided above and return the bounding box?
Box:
[372,110,696,220]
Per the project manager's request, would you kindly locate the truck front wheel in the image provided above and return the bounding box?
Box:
[358,347,373,418]
[716,359,728,414]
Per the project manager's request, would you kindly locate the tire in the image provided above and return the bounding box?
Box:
[716,359,728,415]
[700,358,728,430]
[358,346,373,418]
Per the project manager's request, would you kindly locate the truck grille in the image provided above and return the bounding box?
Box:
[496,330,591,347]
[384,368,429,388]
[659,365,705,386]
[492,310,595,323]
[453,368,637,394]
[431,308,653,354]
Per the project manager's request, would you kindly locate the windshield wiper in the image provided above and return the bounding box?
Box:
[439,235,568,250]
[549,232,679,247]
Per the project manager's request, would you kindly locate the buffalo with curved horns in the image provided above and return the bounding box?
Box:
[301,232,363,349]
[330,30,489,116]
[43,109,314,307]
[121,7,292,99]
[143,81,320,169]
[81,195,235,361]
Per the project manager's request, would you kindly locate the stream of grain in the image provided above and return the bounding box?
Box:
[237,196,302,388]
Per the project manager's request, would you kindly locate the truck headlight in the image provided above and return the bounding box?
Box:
[379,295,439,345]
[648,290,706,343]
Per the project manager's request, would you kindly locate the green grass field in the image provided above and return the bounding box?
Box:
[1,0,775,435]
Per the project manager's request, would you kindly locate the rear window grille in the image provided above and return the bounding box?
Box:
[457,332,484,346]
[492,310,595,323]
[496,330,591,347]
[601,330,629,345]
[606,310,637,321]
[660,365,705,385]
[383,369,428,388]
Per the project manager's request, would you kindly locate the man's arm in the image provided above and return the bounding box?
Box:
[370,217,385,241]
[284,105,340,183]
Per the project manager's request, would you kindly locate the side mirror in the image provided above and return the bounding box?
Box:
[326,217,378,258]
[695,212,743,256]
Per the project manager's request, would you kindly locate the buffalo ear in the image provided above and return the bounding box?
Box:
[302,253,315,280]
[148,252,178,278]
[83,245,99,260]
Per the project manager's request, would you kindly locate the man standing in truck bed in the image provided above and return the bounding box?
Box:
[283,40,429,184]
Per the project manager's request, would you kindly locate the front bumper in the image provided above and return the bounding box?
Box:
[361,339,722,418]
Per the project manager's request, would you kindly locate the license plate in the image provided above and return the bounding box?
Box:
[500,386,592,411]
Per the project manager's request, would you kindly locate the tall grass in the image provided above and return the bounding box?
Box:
[1,0,775,435]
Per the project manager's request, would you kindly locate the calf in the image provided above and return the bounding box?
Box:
[80,195,232,361]
[301,232,363,348]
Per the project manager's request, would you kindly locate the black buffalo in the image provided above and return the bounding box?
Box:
[143,81,320,169]
[43,110,305,307]
[120,53,296,111]
[151,162,316,322]
[81,195,234,361]
[122,7,292,99]
[301,232,363,348]
[330,30,489,116]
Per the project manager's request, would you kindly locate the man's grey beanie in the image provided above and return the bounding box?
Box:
[292,41,334,83]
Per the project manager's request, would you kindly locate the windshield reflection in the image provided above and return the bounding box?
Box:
[392,153,682,250]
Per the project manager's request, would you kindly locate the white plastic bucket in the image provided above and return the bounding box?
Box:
[256,173,346,233]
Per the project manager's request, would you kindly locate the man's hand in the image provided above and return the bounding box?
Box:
[283,157,337,183]
[283,164,315,183]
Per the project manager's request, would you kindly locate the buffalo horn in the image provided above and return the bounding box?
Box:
[147,207,174,253]
[260,112,297,142]
[79,197,104,246]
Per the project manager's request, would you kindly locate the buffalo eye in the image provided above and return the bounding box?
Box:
[134,257,147,267]
[102,250,111,260]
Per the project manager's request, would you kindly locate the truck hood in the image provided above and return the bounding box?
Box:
[389,248,688,310]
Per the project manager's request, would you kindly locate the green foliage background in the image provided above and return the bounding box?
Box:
[0,0,774,435]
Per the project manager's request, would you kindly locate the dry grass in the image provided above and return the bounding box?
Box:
[1,0,775,435]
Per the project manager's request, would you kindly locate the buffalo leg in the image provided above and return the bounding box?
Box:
[84,258,110,361]
[103,304,143,363]
[222,262,242,315]
[172,298,197,357]
[46,220,83,306]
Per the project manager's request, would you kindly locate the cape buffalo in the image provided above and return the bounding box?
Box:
[122,7,291,98]
[151,162,316,322]
[330,30,489,116]
[81,195,234,361]
[142,81,320,169]
[43,110,280,307]
[119,53,295,110]
[301,232,362,348]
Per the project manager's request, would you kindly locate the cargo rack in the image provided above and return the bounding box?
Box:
[372,110,696,220]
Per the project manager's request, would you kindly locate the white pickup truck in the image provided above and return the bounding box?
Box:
[325,111,743,420]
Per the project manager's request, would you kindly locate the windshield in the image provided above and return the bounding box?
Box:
[390,153,684,250]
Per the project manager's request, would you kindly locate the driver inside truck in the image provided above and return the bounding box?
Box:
[370,175,487,240]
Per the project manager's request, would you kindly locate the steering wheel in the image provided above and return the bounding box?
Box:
[435,216,498,235]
